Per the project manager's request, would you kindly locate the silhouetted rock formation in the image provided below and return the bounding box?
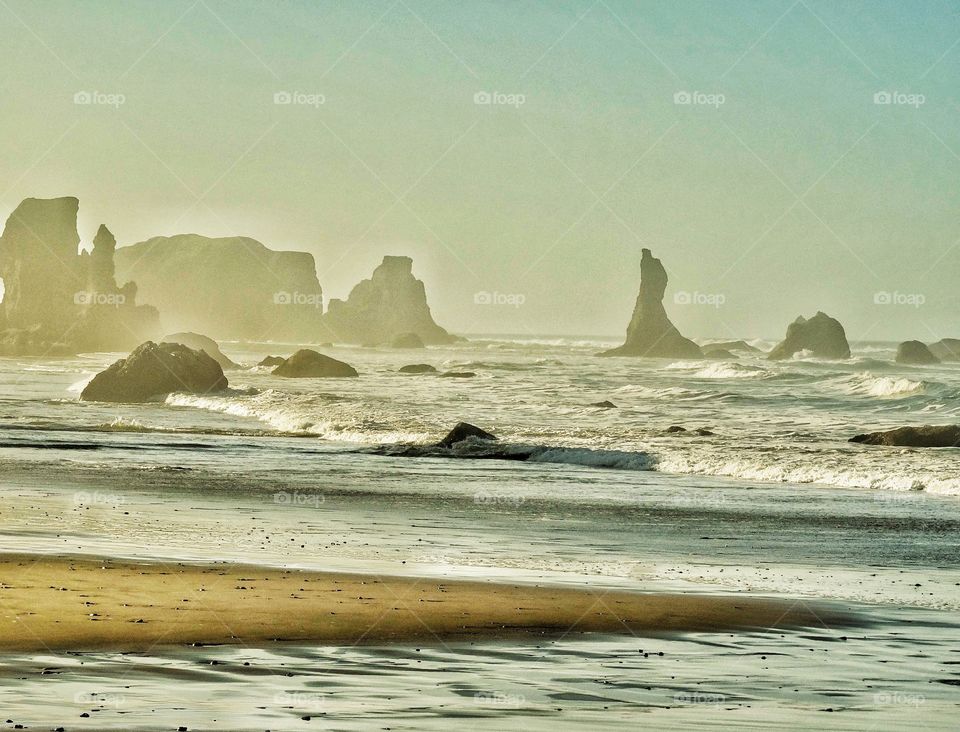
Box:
[929,339,960,361]
[436,422,497,448]
[896,341,939,365]
[272,349,358,377]
[703,340,761,354]
[114,234,323,342]
[600,249,701,358]
[80,341,227,403]
[391,332,425,348]
[162,332,240,370]
[768,312,850,360]
[258,355,286,367]
[323,256,456,346]
[850,425,960,447]
[0,198,158,355]
[703,348,736,360]
[399,364,437,374]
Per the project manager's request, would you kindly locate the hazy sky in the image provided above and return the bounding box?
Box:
[1,0,957,340]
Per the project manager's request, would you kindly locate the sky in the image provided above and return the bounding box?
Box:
[0,0,957,341]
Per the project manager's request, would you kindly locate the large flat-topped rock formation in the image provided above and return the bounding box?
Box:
[601,249,701,358]
[768,311,850,360]
[115,234,324,342]
[0,197,158,354]
[322,256,457,345]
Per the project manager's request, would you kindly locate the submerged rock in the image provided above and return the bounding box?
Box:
[600,249,701,358]
[399,363,437,374]
[439,371,476,378]
[271,349,358,378]
[703,348,735,360]
[768,311,850,360]
[850,425,960,447]
[80,341,228,403]
[590,400,617,408]
[323,256,457,345]
[895,340,939,365]
[929,338,960,362]
[436,422,498,448]
[258,355,286,367]
[391,332,425,349]
[162,332,240,370]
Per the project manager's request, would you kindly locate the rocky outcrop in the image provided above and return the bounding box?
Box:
[258,355,286,367]
[703,340,761,354]
[895,341,939,365]
[0,198,158,355]
[80,341,227,403]
[322,256,456,346]
[590,400,617,408]
[600,249,701,358]
[391,332,425,349]
[436,422,497,448]
[768,312,850,360]
[929,339,960,361]
[399,363,437,374]
[850,425,960,447]
[114,234,323,342]
[271,349,358,378]
[162,332,240,370]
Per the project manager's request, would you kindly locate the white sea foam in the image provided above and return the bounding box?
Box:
[526,447,655,471]
[841,372,927,398]
[691,362,770,380]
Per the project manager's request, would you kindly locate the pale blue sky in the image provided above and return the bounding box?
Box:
[1,0,957,339]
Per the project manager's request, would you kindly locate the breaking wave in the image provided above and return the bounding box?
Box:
[839,372,928,398]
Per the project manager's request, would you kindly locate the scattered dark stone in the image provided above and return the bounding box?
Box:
[665,425,687,433]
[399,363,437,374]
[436,422,498,448]
[850,425,960,447]
[272,349,358,378]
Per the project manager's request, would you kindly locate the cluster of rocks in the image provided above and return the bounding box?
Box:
[895,338,960,365]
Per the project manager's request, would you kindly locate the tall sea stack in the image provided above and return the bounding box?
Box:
[600,249,701,358]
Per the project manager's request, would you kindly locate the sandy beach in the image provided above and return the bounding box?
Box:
[0,553,851,652]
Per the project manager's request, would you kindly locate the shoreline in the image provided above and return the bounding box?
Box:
[0,553,857,652]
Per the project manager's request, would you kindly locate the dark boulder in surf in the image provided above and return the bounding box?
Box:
[258,355,286,367]
[850,425,960,447]
[436,422,497,448]
[399,363,437,374]
[162,332,240,370]
[928,338,960,362]
[600,248,702,358]
[590,400,617,408]
[272,349,358,378]
[768,311,850,360]
[391,332,425,349]
[895,341,939,365]
[80,341,228,403]
[439,371,476,378]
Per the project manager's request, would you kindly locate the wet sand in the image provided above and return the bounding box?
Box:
[0,553,853,651]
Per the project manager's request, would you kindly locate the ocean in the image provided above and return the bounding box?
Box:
[0,336,957,729]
